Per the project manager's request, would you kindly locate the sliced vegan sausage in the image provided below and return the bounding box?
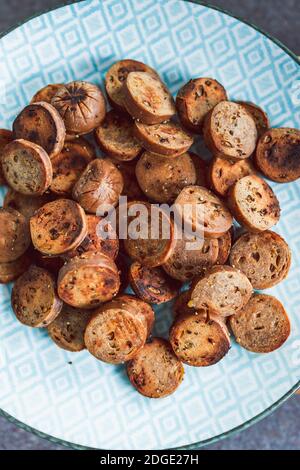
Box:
[30,199,88,256]
[95,110,142,161]
[0,207,31,263]
[237,101,270,137]
[208,156,256,197]
[2,139,53,196]
[31,84,64,104]
[123,71,176,124]
[134,121,194,157]
[229,293,290,353]
[108,158,145,201]
[129,262,180,304]
[176,77,227,133]
[51,81,106,136]
[229,230,291,289]
[72,158,124,214]
[190,265,253,317]
[0,129,13,185]
[127,337,184,398]
[13,102,66,159]
[4,189,51,221]
[0,251,31,284]
[215,229,232,265]
[255,128,300,183]
[203,101,257,160]
[190,152,208,187]
[115,294,155,334]
[11,265,63,327]
[173,290,195,318]
[135,151,197,203]
[228,174,281,232]
[58,252,120,309]
[47,305,93,352]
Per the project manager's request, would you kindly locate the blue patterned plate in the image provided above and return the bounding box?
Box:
[0,0,299,450]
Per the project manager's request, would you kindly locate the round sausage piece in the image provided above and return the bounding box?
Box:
[208,157,256,197]
[115,294,155,334]
[174,185,233,239]
[134,121,194,157]
[0,251,31,284]
[127,337,184,398]
[135,151,197,203]
[229,294,290,353]
[237,101,270,137]
[255,128,300,183]
[228,175,281,232]
[190,265,253,317]
[173,290,195,318]
[31,84,64,104]
[0,129,13,185]
[105,59,159,112]
[51,81,106,136]
[0,207,31,263]
[108,158,145,201]
[4,189,51,221]
[72,159,124,214]
[176,78,227,133]
[170,313,230,367]
[95,110,142,161]
[129,262,180,304]
[123,71,176,124]
[215,229,232,265]
[13,102,65,159]
[12,265,63,327]
[58,252,120,309]
[203,101,257,160]
[229,231,291,289]
[47,305,93,352]
[30,199,88,256]
[50,138,95,195]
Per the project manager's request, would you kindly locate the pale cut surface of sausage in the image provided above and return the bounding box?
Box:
[134,121,194,157]
[48,305,93,352]
[170,313,230,367]
[123,71,176,124]
[255,128,300,183]
[0,251,31,284]
[0,207,31,263]
[105,59,159,112]
[174,185,233,239]
[129,262,180,304]
[203,101,257,160]
[127,338,184,398]
[72,159,124,214]
[31,84,64,104]
[208,157,256,197]
[0,129,13,185]
[13,102,66,159]
[58,252,120,309]
[229,231,291,289]
[2,139,53,196]
[228,175,281,232]
[215,229,232,265]
[135,151,197,203]
[190,265,253,317]
[176,78,227,133]
[229,294,290,353]
[50,138,95,195]
[4,189,51,221]
[237,101,270,137]
[12,265,63,328]
[95,110,142,161]
[30,199,87,256]
[112,294,155,334]
[51,81,106,136]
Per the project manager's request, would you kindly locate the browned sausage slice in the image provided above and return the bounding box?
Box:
[4,189,51,221]
[30,199,88,256]
[0,129,13,185]
[12,265,63,327]
[173,290,195,318]
[0,207,31,263]
[237,101,270,137]
[190,152,208,187]
[0,251,31,284]
[208,157,256,197]
[215,229,232,265]
[107,158,145,201]
[34,251,65,277]
[31,84,64,104]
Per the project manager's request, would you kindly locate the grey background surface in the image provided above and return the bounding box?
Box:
[0,0,299,451]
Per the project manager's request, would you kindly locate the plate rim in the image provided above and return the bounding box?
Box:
[0,0,299,451]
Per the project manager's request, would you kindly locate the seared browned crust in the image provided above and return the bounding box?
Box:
[51,81,106,136]
[229,230,291,289]
[129,262,180,304]
[134,121,193,157]
[237,101,270,137]
[229,293,290,353]
[0,207,31,263]
[12,265,63,327]
[2,139,53,196]
[0,129,13,185]
[126,337,184,398]
[30,199,88,256]
[4,189,51,221]
[58,252,120,309]
[95,110,142,161]
[48,305,93,352]
[31,84,64,104]
[208,157,256,197]
[255,128,300,183]
[189,152,208,187]
[50,137,94,195]
[13,102,66,159]
[176,78,227,133]
[173,290,195,318]
[228,174,281,232]
[0,251,31,284]
[72,158,124,214]
[215,229,232,265]
[34,251,65,277]
[107,158,145,201]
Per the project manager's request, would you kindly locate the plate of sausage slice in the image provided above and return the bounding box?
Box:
[0,0,299,451]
